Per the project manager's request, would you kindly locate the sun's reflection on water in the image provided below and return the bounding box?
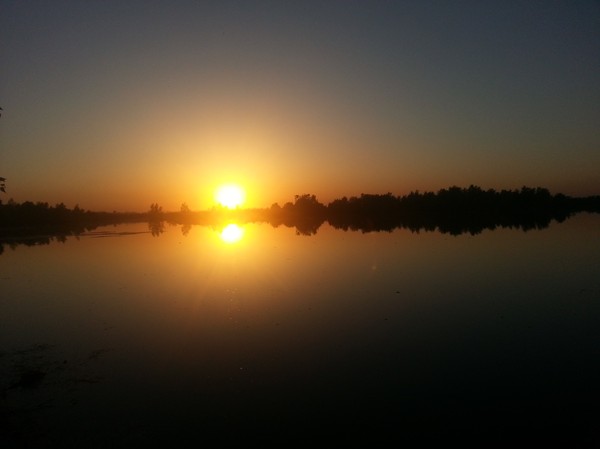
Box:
[220,223,244,244]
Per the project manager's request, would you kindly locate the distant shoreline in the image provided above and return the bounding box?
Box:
[1,186,599,245]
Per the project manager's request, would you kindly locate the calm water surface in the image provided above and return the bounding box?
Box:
[1,215,599,446]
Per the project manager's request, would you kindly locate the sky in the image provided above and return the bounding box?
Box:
[1,0,599,211]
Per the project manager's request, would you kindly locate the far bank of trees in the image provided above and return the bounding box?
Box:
[268,185,600,235]
[1,185,599,238]
[0,199,147,229]
[324,186,575,234]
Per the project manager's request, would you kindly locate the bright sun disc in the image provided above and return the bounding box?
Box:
[215,185,245,209]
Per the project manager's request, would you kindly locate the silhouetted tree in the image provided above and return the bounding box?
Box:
[149,203,163,215]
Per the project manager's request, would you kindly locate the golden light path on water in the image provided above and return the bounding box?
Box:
[220,223,245,244]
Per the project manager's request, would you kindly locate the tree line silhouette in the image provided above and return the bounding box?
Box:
[265,186,600,235]
[1,185,599,251]
[325,186,597,235]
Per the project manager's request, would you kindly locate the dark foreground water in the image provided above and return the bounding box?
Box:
[1,214,599,447]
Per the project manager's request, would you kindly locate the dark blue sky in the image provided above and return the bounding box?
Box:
[1,1,599,210]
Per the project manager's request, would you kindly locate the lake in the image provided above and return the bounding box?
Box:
[1,214,599,446]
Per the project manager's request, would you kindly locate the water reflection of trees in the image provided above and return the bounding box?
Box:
[2,186,599,252]
[0,200,153,253]
[0,233,68,255]
[181,224,191,236]
[148,220,165,237]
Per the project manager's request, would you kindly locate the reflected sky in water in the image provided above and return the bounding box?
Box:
[1,215,599,446]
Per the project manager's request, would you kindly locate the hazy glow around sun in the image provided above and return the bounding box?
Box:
[215,184,245,209]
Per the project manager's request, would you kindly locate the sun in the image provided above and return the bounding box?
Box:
[215,184,245,209]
